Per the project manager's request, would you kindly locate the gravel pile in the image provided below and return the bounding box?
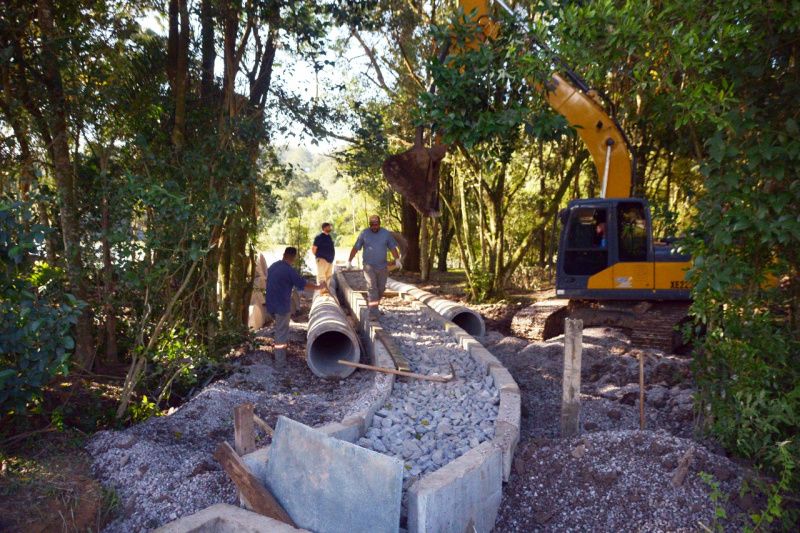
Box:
[87,307,376,532]
[484,324,756,531]
[355,297,499,485]
[494,430,749,531]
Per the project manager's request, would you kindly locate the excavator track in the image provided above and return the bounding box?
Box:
[511,299,690,353]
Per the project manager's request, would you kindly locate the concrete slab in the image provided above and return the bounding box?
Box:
[241,447,270,486]
[264,416,404,533]
[470,345,503,373]
[407,441,503,533]
[153,503,308,533]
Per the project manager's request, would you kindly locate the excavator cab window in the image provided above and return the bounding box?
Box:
[564,207,609,276]
[617,202,649,262]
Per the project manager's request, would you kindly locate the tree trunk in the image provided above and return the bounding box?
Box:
[401,198,420,272]
[200,0,216,103]
[100,150,118,363]
[37,0,94,369]
[500,153,587,288]
[437,225,454,272]
[169,0,189,149]
[419,215,430,282]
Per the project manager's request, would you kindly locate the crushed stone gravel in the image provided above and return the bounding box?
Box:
[494,430,749,532]
[354,296,498,524]
[87,300,377,532]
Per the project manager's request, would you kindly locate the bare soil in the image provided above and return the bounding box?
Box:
[483,328,762,531]
[0,431,113,532]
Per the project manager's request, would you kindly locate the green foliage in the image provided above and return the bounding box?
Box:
[671,1,800,526]
[419,12,564,150]
[128,395,160,424]
[699,471,729,532]
[0,202,83,415]
[468,269,494,304]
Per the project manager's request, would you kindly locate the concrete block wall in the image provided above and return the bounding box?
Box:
[407,441,503,533]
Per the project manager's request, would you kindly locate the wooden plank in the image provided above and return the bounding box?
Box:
[214,441,296,526]
[639,352,646,430]
[234,403,256,456]
[337,360,454,382]
[375,329,411,372]
[254,414,274,436]
[560,318,583,438]
[671,446,695,487]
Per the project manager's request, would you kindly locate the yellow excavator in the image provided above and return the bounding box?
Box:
[382,0,692,352]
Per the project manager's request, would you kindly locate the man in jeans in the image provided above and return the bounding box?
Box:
[311,222,335,286]
[266,247,322,366]
[347,215,402,319]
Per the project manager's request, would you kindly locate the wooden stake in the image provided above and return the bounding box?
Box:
[234,403,256,456]
[214,442,295,526]
[253,414,274,436]
[560,318,583,438]
[671,446,696,487]
[337,360,454,382]
[639,352,646,430]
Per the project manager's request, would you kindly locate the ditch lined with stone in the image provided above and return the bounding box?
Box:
[357,298,499,480]
[338,271,508,529]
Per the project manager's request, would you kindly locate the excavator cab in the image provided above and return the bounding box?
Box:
[556,198,691,300]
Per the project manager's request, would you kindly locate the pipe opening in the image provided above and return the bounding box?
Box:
[452,312,484,337]
[308,330,358,379]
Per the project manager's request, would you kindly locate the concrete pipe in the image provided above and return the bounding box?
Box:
[306,291,360,379]
[386,278,486,337]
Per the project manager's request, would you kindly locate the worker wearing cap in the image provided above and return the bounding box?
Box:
[347,215,401,319]
[266,247,323,367]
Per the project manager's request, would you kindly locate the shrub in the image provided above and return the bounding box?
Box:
[0,202,83,415]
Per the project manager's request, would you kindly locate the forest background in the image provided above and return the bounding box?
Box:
[1,0,798,526]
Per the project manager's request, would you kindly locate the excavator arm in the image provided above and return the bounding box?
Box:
[383,0,634,216]
[462,0,634,197]
[545,71,633,198]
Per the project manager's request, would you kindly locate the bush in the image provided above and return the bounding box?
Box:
[688,110,800,527]
[0,202,84,415]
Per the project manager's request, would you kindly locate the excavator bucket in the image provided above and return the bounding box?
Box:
[382,141,448,217]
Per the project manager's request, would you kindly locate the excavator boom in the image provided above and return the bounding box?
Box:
[382,0,634,217]
[382,1,692,353]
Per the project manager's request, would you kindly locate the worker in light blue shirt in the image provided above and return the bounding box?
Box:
[266,247,322,366]
[347,215,401,319]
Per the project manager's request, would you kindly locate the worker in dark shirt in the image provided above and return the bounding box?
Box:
[311,222,335,286]
[266,247,322,367]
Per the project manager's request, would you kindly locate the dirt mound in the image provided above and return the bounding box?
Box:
[495,430,751,532]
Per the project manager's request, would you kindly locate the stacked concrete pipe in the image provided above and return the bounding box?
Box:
[386,278,486,337]
[306,290,360,379]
